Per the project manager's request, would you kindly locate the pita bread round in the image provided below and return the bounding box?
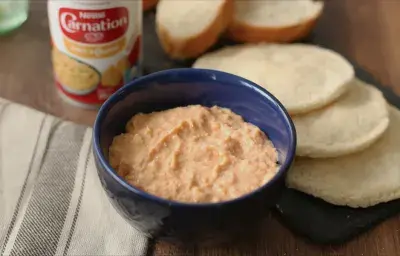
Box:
[193,43,355,114]
[294,79,389,158]
[287,106,400,208]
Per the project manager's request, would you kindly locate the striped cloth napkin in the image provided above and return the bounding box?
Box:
[0,99,148,256]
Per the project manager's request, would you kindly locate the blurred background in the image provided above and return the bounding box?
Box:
[0,0,398,122]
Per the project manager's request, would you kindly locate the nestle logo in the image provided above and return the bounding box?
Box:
[59,7,129,44]
[79,11,106,19]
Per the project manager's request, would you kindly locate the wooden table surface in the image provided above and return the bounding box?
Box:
[1,1,400,255]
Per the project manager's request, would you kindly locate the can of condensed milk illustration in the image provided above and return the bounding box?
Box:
[48,0,142,108]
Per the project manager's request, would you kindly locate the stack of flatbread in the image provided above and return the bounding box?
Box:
[193,43,399,208]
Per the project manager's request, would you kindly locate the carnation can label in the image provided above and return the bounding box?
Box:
[48,0,142,108]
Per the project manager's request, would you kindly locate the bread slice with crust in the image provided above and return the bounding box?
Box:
[156,0,234,60]
[286,106,398,208]
[293,79,389,158]
[228,0,324,43]
[193,43,355,115]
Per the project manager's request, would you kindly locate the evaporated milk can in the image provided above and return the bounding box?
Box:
[48,0,142,108]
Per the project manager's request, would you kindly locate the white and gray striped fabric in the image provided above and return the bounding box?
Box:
[0,99,148,256]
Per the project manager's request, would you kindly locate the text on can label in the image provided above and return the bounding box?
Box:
[59,7,129,44]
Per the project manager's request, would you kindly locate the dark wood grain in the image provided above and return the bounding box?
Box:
[1,1,400,255]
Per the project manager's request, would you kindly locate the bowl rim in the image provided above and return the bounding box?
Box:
[93,68,297,208]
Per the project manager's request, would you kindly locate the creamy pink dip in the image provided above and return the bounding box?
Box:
[109,105,278,203]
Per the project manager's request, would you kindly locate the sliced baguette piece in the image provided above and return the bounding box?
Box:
[156,0,233,60]
[228,0,324,43]
[293,79,389,158]
[286,106,399,208]
[193,43,355,115]
[143,0,158,11]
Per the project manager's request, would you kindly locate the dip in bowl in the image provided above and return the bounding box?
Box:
[93,68,296,245]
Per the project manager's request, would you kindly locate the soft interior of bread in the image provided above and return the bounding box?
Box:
[157,0,225,39]
[193,44,354,114]
[234,0,323,27]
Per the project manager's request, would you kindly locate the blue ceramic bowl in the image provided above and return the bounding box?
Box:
[93,68,296,245]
